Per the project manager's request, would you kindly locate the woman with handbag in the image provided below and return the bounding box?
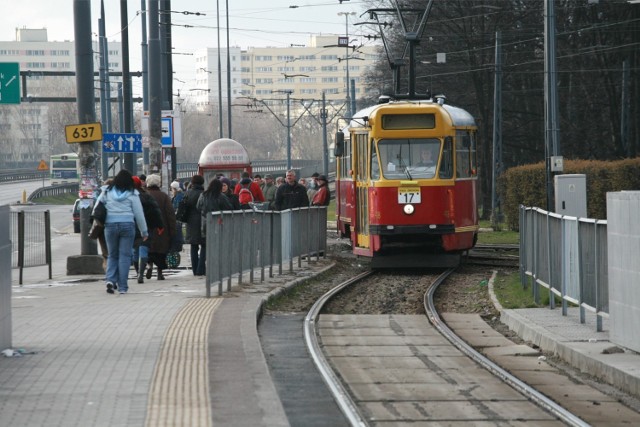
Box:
[95,169,148,294]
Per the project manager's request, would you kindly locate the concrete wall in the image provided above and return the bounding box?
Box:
[606,191,640,352]
[0,205,12,349]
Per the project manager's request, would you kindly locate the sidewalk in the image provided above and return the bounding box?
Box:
[2,232,333,427]
[490,274,640,401]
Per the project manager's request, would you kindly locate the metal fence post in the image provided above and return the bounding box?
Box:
[45,210,52,280]
[18,211,25,285]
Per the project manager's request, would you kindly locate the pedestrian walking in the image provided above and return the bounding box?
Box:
[144,174,177,281]
[169,180,185,261]
[182,175,207,276]
[95,169,148,294]
[132,176,164,283]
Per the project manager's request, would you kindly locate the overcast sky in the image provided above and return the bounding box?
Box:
[0,0,370,96]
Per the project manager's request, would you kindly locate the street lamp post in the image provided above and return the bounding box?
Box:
[338,11,356,117]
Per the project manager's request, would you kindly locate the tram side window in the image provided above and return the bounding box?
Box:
[439,137,454,179]
[339,136,352,179]
[371,145,380,180]
[456,131,475,178]
[355,133,368,181]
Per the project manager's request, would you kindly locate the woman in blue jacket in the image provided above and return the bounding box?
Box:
[95,169,148,294]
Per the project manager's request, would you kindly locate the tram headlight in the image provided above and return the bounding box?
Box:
[403,204,415,215]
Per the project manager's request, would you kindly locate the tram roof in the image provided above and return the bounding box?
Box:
[345,99,476,130]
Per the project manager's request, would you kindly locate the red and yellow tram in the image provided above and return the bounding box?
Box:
[334,97,479,267]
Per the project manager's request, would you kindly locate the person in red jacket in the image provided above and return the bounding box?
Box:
[311,175,331,206]
[233,171,265,204]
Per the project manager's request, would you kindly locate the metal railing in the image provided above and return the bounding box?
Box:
[204,206,327,297]
[11,210,53,284]
[27,183,80,201]
[519,205,608,331]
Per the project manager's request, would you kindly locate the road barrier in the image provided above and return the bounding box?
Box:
[204,206,327,297]
[519,205,608,332]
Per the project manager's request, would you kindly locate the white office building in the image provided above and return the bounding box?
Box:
[192,35,380,109]
[0,28,121,165]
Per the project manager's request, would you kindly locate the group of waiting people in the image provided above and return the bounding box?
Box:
[94,168,330,295]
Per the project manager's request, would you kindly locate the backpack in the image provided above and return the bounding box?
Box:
[175,196,189,222]
[238,183,254,206]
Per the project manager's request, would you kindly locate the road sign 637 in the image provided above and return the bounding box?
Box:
[65,122,103,143]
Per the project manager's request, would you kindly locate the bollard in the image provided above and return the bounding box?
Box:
[22,190,27,204]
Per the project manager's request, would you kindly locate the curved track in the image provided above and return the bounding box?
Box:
[305,269,590,426]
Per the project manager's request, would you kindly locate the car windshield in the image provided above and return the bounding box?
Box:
[377,138,440,179]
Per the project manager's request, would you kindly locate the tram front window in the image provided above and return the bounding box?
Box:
[378,138,441,179]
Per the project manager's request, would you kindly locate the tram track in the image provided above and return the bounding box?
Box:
[262,245,640,425]
[304,268,590,426]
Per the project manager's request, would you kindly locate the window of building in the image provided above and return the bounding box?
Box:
[322,77,338,83]
[321,55,338,60]
[321,66,338,72]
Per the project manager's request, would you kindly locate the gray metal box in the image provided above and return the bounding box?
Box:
[554,174,587,217]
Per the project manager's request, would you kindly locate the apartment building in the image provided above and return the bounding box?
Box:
[193,35,380,109]
[0,28,121,165]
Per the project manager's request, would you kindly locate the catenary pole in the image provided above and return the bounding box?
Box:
[148,0,163,177]
[73,0,99,260]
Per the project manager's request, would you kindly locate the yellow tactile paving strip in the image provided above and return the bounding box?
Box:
[146,298,222,427]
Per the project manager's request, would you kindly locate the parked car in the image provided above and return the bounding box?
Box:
[72,199,81,233]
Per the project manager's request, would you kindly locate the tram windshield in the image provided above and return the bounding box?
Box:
[376,138,441,180]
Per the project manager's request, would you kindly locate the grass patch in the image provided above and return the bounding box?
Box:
[477,229,519,245]
[32,193,77,205]
[492,270,556,308]
[478,219,519,245]
[327,198,336,222]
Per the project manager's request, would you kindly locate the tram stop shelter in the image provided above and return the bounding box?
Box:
[198,138,253,184]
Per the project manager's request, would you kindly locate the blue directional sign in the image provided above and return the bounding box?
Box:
[161,117,173,146]
[102,133,143,153]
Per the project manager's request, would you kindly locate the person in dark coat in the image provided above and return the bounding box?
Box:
[132,176,164,283]
[220,177,240,210]
[196,178,233,275]
[182,175,206,275]
[274,169,309,210]
[144,174,176,280]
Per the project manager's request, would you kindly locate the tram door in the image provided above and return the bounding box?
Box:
[353,132,370,249]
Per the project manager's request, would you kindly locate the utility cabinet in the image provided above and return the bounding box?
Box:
[554,174,587,217]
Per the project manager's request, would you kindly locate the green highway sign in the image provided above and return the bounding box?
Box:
[0,63,20,104]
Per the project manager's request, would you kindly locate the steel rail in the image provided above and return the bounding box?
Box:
[303,270,374,427]
[424,269,590,427]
